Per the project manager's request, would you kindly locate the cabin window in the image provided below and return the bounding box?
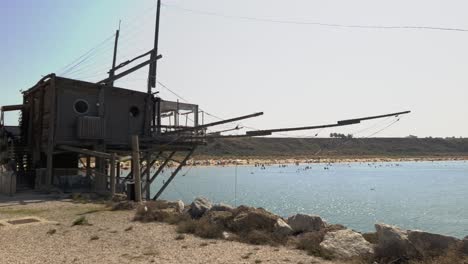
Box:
[74,99,89,114]
[129,106,140,117]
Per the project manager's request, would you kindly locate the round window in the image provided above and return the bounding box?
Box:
[129,106,140,117]
[74,99,89,114]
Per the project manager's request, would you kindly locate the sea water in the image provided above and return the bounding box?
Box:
[151,160,468,238]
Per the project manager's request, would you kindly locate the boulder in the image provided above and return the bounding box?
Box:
[462,237,468,255]
[287,214,325,233]
[230,207,278,232]
[407,230,460,257]
[202,210,234,228]
[274,218,293,237]
[168,200,184,213]
[374,223,420,259]
[362,232,378,244]
[189,197,212,218]
[211,203,234,212]
[319,229,374,259]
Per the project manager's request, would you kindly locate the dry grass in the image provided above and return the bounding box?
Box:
[46,229,57,235]
[193,218,223,239]
[347,246,468,264]
[133,201,188,224]
[242,230,274,245]
[0,208,48,216]
[409,248,468,264]
[110,201,136,211]
[175,234,186,240]
[72,216,90,226]
[176,218,223,239]
[176,219,198,234]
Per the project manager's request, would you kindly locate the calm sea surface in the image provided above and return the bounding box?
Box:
[150,160,468,238]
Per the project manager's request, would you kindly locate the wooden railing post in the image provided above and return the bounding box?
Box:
[110,153,116,197]
[131,135,142,202]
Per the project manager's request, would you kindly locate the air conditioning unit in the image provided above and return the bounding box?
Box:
[77,116,105,140]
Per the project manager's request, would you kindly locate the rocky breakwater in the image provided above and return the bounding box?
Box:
[125,197,468,263]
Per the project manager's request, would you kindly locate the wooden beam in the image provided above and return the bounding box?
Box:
[153,148,195,200]
[110,153,116,196]
[46,75,57,186]
[57,145,112,159]
[1,104,25,112]
[98,55,162,85]
[164,112,263,134]
[246,110,411,136]
[142,151,175,195]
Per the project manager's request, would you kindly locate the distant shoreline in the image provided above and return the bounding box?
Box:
[187,156,468,167]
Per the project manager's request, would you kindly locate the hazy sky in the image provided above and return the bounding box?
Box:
[1,0,467,138]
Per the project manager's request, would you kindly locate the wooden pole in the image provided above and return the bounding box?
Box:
[110,153,116,197]
[108,25,120,87]
[86,156,91,178]
[145,154,151,200]
[147,0,161,92]
[116,161,121,186]
[131,135,142,202]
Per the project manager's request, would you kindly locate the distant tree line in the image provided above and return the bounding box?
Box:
[329,133,353,139]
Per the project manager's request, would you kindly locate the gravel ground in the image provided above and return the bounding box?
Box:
[0,199,334,264]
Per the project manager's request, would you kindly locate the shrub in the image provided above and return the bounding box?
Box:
[240,230,277,246]
[134,205,171,222]
[408,247,468,264]
[176,219,198,234]
[111,201,136,211]
[72,216,89,226]
[175,234,185,240]
[194,218,223,239]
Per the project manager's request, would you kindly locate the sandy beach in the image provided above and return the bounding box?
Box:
[0,195,331,264]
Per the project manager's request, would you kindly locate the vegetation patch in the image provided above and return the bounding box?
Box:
[111,201,136,211]
[72,216,90,226]
[176,219,198,234]
[0,208,47,216]
[175,234,185,240]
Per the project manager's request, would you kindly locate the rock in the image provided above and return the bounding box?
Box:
[168,200,184,213]
[462,237,468,255]
[202,210,233,228]
[222,231,231,239]
[362,232,378,244]
[274,218,293,237]
[374,223,420,259]
[211,203,234,212]
[407,230,460,257]
[319,229,374,259]
[189,197,212,218]
[230,207,278,232]
[287,214,325,233]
